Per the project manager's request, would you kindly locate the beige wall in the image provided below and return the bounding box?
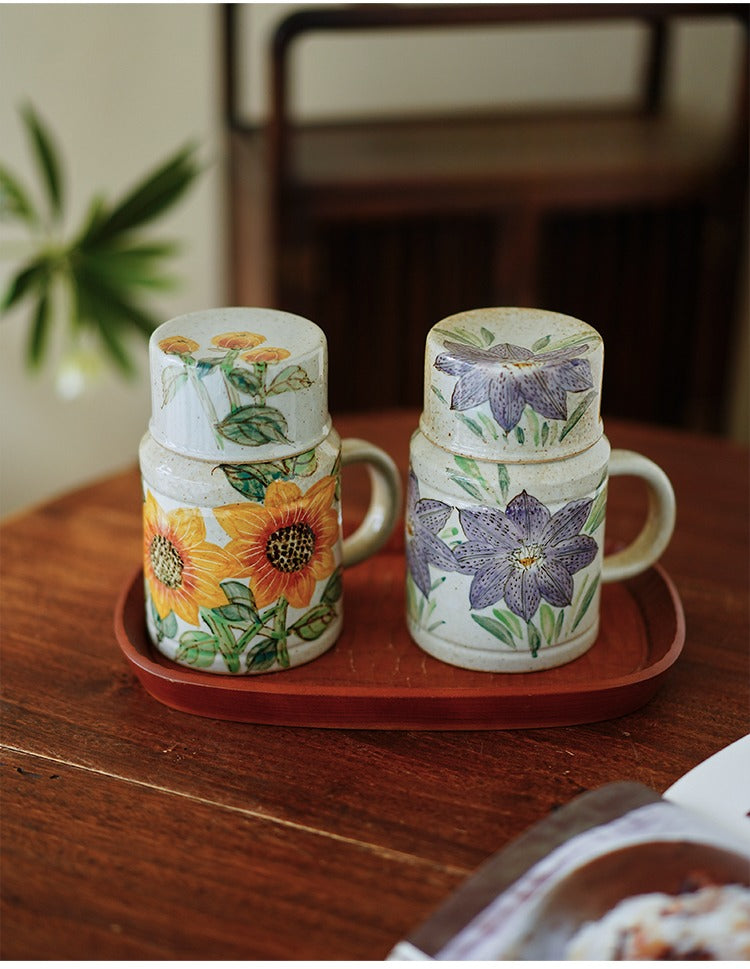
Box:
[1,4,746,518]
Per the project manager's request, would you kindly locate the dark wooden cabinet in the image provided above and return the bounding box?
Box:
[224,4,748,429]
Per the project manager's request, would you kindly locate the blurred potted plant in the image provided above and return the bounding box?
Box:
[0,104,201,396]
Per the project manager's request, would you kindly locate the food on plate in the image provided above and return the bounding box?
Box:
[565,882,750,960]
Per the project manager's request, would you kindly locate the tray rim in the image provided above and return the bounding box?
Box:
[114,561,684,715]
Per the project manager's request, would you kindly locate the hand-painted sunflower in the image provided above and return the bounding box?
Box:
[143,490,237,625]
[214,476,339,610]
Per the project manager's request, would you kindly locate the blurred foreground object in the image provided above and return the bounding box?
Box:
[1,104,201,395]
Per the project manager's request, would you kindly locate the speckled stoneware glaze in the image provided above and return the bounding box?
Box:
[406,307,676,673]
[140,307,401,675]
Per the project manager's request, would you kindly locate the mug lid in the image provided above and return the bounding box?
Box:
[421,307,604,461]
[148,307,330,460]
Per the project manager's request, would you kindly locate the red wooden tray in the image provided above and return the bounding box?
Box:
[113,556,684,729]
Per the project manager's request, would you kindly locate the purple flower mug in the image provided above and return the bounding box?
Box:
[406,308,676,672]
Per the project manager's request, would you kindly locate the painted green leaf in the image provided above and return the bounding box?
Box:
[226,367,261,396]
[214,602,258,626]
[320,567,343,605]
[162,611,178,640]
[555,609,565,639]
[219,462,283,500]
[176,630,218,667]
[161,365,187,405]
[454,455,482,479]
[515,425,525,445]
[478,413,499,440]
[449,475,484,501]
[292,449,318,477]
[456,413,486,439]
[572,576,600,631]
[541,422,550,446]
[246,638,277,672]
[584,486,608,534]
[267,365,313,396]
[480,326,495,347]
[526,406,541,446]
[221,580,255,606]
[276,638,291,669]
[216,405,290,446]
[559,390,597,442]
[527,620,542,657]
[492,607,523,639]
[497,464,510,502]
[540,603,556,644]
[472,613,516,647]
[289,603,337,641]
[532,334,551,352]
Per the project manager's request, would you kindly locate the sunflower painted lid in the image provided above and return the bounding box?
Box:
[421,307,604,462]
[148,307,330,460]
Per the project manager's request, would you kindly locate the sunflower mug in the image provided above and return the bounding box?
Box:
[406,307,676,673]
[140,307,401,675]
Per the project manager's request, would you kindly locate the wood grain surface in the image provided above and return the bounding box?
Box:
[1,410,748,959]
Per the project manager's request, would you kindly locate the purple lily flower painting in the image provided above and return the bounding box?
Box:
[435,339,593,433]
[405,471,459,598]
[454,490,598,622]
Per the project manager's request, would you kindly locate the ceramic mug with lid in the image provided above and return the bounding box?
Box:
[406,307,676,673]
[139,307,401,674]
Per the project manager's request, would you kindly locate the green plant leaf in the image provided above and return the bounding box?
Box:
[532,334,551,352]
[75,245,179,292]
[80,142,200,246]
[26,290,50,370]
[21,104,63,219]
[0,163,39,225]
[1,255,50,312]
[72,275,136,375]
[72,256,158,336]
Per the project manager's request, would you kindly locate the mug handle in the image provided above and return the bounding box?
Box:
[340,438,402,568]
[602,449,676,583]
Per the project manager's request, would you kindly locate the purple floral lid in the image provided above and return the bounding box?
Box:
[421,308,604,462]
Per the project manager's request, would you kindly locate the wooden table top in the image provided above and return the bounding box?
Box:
[1,409,748,959]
